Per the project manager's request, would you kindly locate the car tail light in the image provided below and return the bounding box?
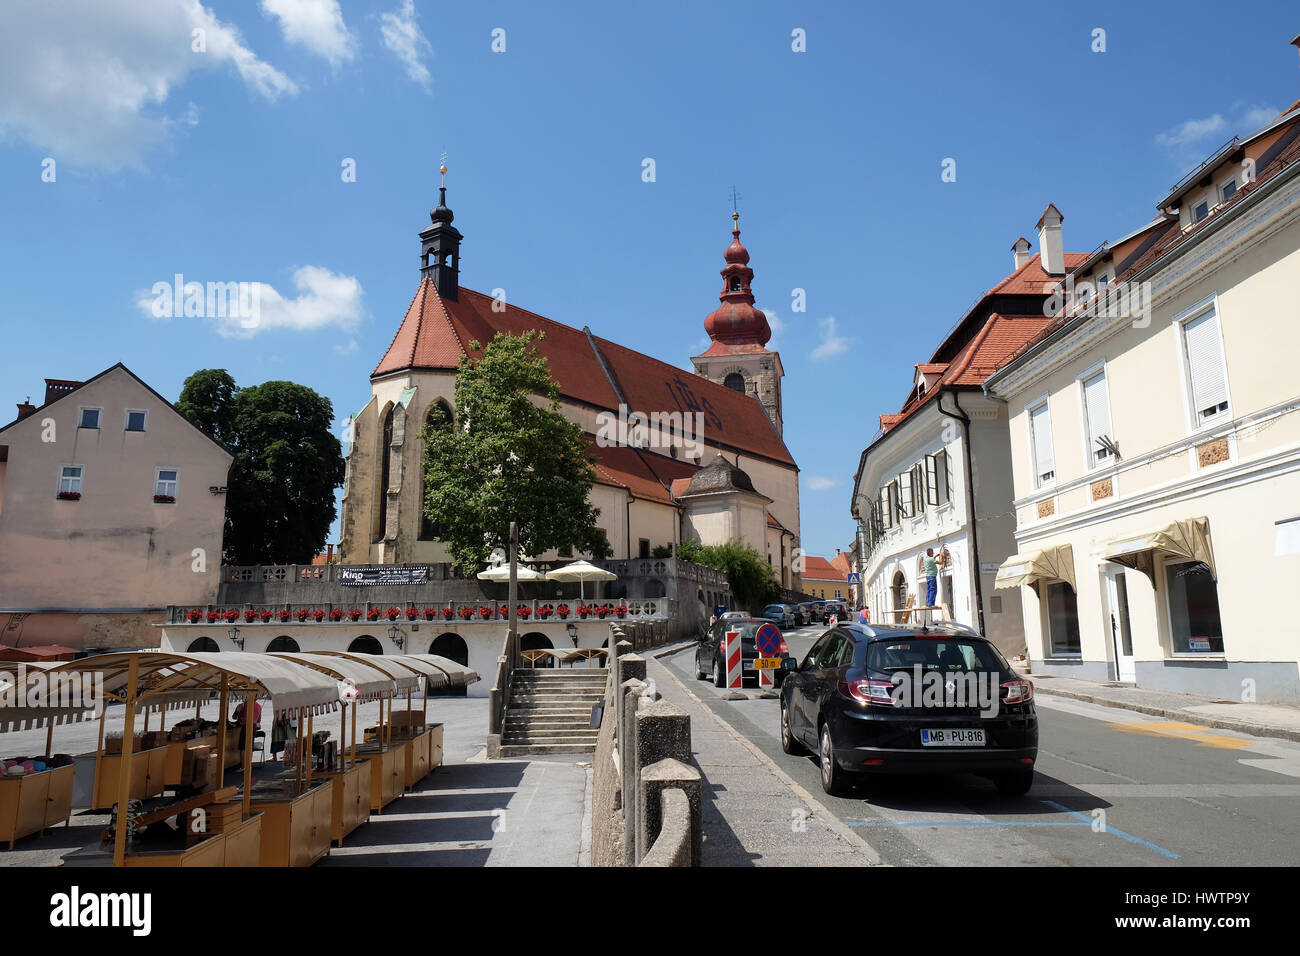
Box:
[778,638,789,655]
[1001,678,1034,703]
[842,678,896,707]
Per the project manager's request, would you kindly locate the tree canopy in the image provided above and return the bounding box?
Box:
[421,331,611,575]
[178,370,345,565]
[676,539,780,612]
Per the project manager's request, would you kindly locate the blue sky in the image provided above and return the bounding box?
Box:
[2,0,1298,559]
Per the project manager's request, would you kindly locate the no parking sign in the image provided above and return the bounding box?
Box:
[754,622,782,689]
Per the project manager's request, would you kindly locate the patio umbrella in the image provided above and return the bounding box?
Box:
[476,564,544,582]
[544,559,617,601]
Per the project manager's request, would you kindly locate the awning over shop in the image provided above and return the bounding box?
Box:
[994,544,1077,594]
[397,654,480,688]
[1104,517,1215,586]
[270,652,400,702]
[307,651,422,693]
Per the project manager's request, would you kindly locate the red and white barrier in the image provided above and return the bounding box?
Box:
[723,629,743,689]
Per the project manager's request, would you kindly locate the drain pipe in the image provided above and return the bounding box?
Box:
[935,388,986,636]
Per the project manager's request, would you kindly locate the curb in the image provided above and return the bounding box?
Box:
[650,641,698,660]
[651,658,885,866]
[1033,684,1300,744]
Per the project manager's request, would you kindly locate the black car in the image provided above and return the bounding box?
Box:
[821,600,849,623]
[779,622,1037,796]
[694,617,793,687]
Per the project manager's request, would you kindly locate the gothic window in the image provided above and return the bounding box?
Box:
[723,372,745,394]
[374,403,394,543]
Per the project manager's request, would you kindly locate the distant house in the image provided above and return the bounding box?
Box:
[801,555,849,602]
[0,364,232,649]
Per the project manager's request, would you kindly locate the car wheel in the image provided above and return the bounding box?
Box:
[780,700,806,755]
[819,722,849,795]
[695,654,707,681]
[712,654,725,688]
[995,769,1034,795]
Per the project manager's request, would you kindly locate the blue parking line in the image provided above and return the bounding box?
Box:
[1039,799,1181,859]
[845,820,1087,828]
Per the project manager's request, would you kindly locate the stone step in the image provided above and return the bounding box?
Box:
[498,744,596,757]
[505,719,595,731]
[502,734,601,746]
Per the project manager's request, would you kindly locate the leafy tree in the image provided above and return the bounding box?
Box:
[178,371,345,565]
[422,331,611,575]
[675,538,781,612]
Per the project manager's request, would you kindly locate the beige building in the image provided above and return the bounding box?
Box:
[339,185,802,587]
[985,93,1300,702]
[0,364,232,649]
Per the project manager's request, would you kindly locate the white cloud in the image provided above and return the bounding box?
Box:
[761,308,784,351]
[135,265,365,339]
[260,0,355,67]
[1155,114,1227,150]
[1155,104,1280,154]
[806,475,840,491]
[379,0,432,91]
[810,316,852,362]
[333,339,359,355]
[0,0,296,170]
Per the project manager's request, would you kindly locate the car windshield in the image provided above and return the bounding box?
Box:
[867,638,1007,675]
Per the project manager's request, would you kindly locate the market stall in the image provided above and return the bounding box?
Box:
[0,661,76,848]
[19,651,342,867]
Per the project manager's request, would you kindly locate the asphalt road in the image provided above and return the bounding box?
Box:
[663,624,1300,866]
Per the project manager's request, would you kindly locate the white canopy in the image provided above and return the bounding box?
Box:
[477,564,545,582]
[545,560,617,599]
[397,654,480,688]
[270,652,399,702]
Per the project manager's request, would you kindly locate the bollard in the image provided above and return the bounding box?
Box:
[619,678,646,866]
[638,758,702,865]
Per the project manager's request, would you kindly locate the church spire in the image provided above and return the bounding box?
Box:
[419,161,463,301]
[703,212,771,348]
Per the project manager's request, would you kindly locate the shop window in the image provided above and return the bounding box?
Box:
[1166,561,1224,654]
[1045,581,1081,655]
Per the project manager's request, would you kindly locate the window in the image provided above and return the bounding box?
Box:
[879,485,895,530]
[1181,307,1229,425]
[638,539,650,559]
[909,463,925,514]
[1166,562,1224,654]
[1044,581,1081,655]
[1081,370,1114,467]
[1220,179,1237,203]
[1029,401,1055,486]
[834,589,842,599]
[925,449,951,504]
[723,372,745,393]
[58,465,83,495]
[155,468,179,497]
[78,407,101,429]
[1194,200,1210,222]
[125,409,148,431]
[898,470,914,518]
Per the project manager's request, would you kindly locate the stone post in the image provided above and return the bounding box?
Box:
[633,701,692,862]
[639,758,702,866]
[619,678,646,866]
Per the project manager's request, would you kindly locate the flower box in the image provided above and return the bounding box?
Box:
[152,494,175,504]
[258,610,272,622]
[313,609,326,622]
[478,607,493,619]
[556,605,571,619]
[536,605,552,619]
[278,609,292,622]
[423,608,438,621]
[330,609,345,622]
[367,609,380,621]
[56,491,80,501]
[517,606,531,618]
[349,609,363,621]
[441,608,455,620]
[385,607,401,621]
[243,610,257,623]
[614,605,628,618]
[185,609,202,624]
[405,608,419,621]
[296,609,309,622]
[223,610,240,623]
[206,611,220,623]
[458,608,474,620]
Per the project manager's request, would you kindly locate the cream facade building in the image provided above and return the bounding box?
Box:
[985,99,1300,702]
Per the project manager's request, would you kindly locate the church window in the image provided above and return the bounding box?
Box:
[375,403,395,543]
[723,373,745,394]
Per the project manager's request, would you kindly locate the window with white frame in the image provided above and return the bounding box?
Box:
[909,462,925,514]
[926,449,951,505]
[155,468,179,498]
[58,465,83,495]
[1181,306,1230,426]
[1029,402,1055,486]
[1081,369,1114,467]
[78,407,101,429]
[878,486,894,530]
[1220,179,1237,203]
[125,409,148,431]
[1194,200,1210,222]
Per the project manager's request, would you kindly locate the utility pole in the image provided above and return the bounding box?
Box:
[507,520,519,671]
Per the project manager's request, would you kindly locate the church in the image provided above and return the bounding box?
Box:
[338,172,802,589]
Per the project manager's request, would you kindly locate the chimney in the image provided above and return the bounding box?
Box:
[15,397,36,422]
[1036,204,1065,276]
[1011,236,1032,270]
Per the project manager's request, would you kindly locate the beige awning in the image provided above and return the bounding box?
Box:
[994,544,1076,594]
[1104,517,1215,586]
[271,652,400,702]
[397,653,481,688]
[307,651,422,692]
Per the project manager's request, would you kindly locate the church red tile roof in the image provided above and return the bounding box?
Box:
[587,440,699,505]
[374,279,796,466]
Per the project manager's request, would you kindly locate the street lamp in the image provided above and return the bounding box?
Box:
[227,625,243,651]
[566,622,578,647]
[387,624,405,651]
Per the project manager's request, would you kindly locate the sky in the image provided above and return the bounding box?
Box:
[2,0,1298,559]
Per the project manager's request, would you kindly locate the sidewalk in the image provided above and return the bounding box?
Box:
[1028,672,1300,743]
[645,654,880,866]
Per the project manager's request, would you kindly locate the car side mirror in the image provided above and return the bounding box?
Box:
[780,657,798,672]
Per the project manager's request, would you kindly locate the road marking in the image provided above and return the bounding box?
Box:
[846,820,1087,828]
[1105,720,1253,750]
[1039,799,1180,860]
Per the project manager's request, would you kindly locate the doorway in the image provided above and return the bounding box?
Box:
[1105,566,1136,683]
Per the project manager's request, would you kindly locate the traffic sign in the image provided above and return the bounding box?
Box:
[755,623,782,657]
[847,572,861,583]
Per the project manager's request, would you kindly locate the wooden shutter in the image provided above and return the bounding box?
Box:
[1184,310,1228,421]
[925,455,938,505]
[934,449,950,502]
[910,464,925,512]
[1082,371,1112,464]
[897,474,912,517]
[1030,403,1054,483]
[879,486,892,529]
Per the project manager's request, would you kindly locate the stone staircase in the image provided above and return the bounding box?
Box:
[500,668,607,757]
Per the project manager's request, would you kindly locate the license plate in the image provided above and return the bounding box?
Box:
[920,728,985,747]
[753,657,781,670]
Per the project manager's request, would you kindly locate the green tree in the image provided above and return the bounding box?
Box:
[421,331,611,575]
[178,371,345,565]
[676,539,780,612]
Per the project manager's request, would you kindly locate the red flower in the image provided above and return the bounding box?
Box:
[185,609,201,623]
[517,606,531,618]
[458,607,474,620]
[243,609,257,623]
[441,607,455,619]
[537,605,552,618]
[614,605,627,616]
[556,604,571,617]
[405,607,418,620]
[223,609,239,623]
[313,609,326,622]
[367,608,380,621]
[206,611,220,623]
[278,609,291,621]
[349,609,363,621]
[330,609,345,621]
[479,607,492,619]
[259,610,272,622]
[296,608,309,621]
[577,604,591,616]
[152,494,175,504]
[56,491,81,501]
[385,606,401,621]
[423,608,437,620]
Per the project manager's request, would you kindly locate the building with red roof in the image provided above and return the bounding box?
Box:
[338,176,803,589]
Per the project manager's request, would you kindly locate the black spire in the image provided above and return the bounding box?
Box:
[420,164,462,300]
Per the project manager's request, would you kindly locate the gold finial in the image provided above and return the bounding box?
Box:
[440,150,448,186]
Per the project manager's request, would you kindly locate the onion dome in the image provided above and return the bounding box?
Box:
[703,212,770,347]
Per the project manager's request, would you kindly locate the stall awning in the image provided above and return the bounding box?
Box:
[307,652,422,692]
[270,652,400,702]
[1104,517,1215,585]
[994,544,1076,594]
[395,654,480,688]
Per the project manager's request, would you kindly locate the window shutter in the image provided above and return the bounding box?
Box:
[1082,372,1112,464]
[936,449,950,502]
[879,487,892,529]
[1030,404,1055,483]
[1184,310,1228,421]
[925,455,938,505]
[898,474,912,517]
[910,464,925,512]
